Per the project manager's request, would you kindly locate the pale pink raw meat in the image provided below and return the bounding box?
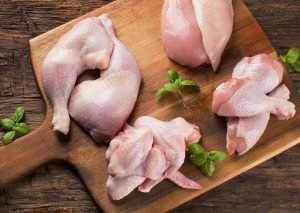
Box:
[227,84,291,155]
[42,17,114,134]
[232,53,284,93]
[212,54,295,120]
[212,54,296,155]
[68,15,141,142]
[162,0,233,70]
[213,79,295,120]
[162,0,209,68]
[106,116,202,200]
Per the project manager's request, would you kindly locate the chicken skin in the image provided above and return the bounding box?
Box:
[106,116,202,200]
[42,17,114,134]
[162,0,233,70]
[68,15,141,142]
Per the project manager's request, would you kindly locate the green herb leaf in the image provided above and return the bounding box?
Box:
[0,118,15,130]
[286,48,299,64]
[174,79,181,87]
[202,160,215,177]
[280,48,300,72]
[292,61,300,72]
[168,70,180,83]
[3,131,16,145]
[279,55,287,63]
[156,70,199,108]
[208,151,226,163]
[155,83,177,99]
[190,154,206,167]
[13,106,25,123]
[13,123,30,135]
[187,143,205,155]
[181,80,200,90]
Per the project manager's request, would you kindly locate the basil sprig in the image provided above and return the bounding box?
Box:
[279,48,300,72]
[0,107,30,145]
[156,70,199,109]
[188,142,226,177]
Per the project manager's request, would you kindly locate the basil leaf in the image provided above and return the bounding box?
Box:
[13,107,25,123]
[181,80,199,90]
[156,83,176,99]
[0,118,15,130]
[187,143,205,155]
[190,154,206,167]
[13,123,30,135]
[208,151,226,163]
[286,48,299,64]
[292,61,300,72]
[279,55,287,63]
[3,131,16,145]
[174,79,181,87]
[163,83,177,91]
[168,70,180,83]
[156,88,168,100]
[202,160,215,177]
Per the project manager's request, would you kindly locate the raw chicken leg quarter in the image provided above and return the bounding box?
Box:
[42,14,141,143]
[42,17,114,134]
[69,15,141,143]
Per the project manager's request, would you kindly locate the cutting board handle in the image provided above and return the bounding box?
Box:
[0,118,64,186]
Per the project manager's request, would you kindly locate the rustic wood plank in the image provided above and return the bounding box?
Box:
[0,0,299,212]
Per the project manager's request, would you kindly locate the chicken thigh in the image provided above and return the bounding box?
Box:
[106,116,202,200]
[162,0,233,70]
[69,15,141,142]
[42,17,114,134]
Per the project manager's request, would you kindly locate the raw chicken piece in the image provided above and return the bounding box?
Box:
[162,0,209,68]
[212,54,296,155]
[232,54,284,93]
[68,15,141,142]
[162,0,234,70]
[106,116,202,200]
[227,84,290,155]
[213,78,295,120]
[42,17,114,134]
[192,0,234,70]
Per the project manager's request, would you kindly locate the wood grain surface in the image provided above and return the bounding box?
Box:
[0,0,299,212]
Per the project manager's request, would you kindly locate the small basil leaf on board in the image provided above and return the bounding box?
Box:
[187,143,205,155]
[3,131,16,145]
[174,79,181,87]
[156,70,199,108]
[190,154,206,167]
[155,83,176,99]
[13,106,25,123]
[202,160,215,177]
[167,70,180,83]
[164,82,177,91]
[0,118,15,130]
[13,123,30,135]
[180,80,200,90]
[208,151,226,163]
[156,88,168,100]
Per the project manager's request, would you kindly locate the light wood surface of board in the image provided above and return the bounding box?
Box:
[0,0,299,212]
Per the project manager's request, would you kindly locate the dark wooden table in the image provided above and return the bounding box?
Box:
[0,0,299,212]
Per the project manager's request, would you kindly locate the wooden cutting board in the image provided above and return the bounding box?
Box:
[0,0,299,212]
